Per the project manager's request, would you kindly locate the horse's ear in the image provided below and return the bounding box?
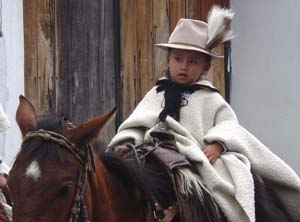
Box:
[16,95,37,137]
[65,108,117,146]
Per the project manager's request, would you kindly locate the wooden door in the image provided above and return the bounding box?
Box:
[23,0,118,144]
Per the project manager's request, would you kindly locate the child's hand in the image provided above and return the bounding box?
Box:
[0,175,7,188]
[114,145,129,153]
[201,142,223,164]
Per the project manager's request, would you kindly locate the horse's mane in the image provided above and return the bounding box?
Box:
[100,153,176,208]
[100,150,225,222]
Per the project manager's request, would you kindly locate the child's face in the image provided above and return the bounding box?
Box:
[168,49,210,84]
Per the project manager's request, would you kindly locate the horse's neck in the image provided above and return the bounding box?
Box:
[85,156,144,222]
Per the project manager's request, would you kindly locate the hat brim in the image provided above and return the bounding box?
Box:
[155,43,223,59]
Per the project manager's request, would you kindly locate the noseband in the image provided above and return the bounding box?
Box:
[22,129,95,222]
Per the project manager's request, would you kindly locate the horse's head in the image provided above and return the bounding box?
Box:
[8,96,115,222]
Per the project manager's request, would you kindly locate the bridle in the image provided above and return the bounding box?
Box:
[22,128,178,222]
[22,129,95,222]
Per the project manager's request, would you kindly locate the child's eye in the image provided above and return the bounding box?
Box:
[189,59,198,64]
[174,56,181,62]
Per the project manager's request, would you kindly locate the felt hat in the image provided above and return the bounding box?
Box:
[156,5,235,59]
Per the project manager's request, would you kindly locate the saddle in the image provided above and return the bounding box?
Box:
[112,128,201,222]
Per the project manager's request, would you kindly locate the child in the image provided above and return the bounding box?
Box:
[109,6,300,222]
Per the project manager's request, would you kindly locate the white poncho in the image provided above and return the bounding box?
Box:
[109,80,300,222]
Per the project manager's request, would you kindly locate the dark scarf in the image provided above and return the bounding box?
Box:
[156,78,219,122]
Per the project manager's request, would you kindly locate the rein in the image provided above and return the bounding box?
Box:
[22,129,95,222]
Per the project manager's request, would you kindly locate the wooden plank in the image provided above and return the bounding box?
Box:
[100,0,117,144]
[24,0,118,142]
[69,0,89,123]
[53,0,60,113]
[102,0,116,112]
[23,0,38,109]
[153,0,169,82]
[85,0,102,118]
[215,0,229,7]
[37,0,55,115]
[137,0,153,98]
[55,0,117,142]
[57,0,72,117]
[200,0,212,21]
[186,0,201,19]
[169,0,185,32]
[113,0,122,127]
[120,0,138,120]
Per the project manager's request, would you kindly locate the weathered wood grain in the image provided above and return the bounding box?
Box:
[153,0,169,81]
[120,0,138,119]
[169,0,185,32]
[37,0,55,115]
[100,0,117,145]
[137,0,154,98]
[25,0,117,144]
[23,0,38,110]
[186,0,201,19]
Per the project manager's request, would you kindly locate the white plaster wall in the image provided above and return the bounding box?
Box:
[0,0,24,165]
[231,0,300,174]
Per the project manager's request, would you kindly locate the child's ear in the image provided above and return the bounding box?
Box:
[204,62,211,72]
[167,53,170,63]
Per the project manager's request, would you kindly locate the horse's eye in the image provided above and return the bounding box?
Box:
[57,183,73,199]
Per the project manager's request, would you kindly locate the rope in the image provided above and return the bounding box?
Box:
[23,129,85,165]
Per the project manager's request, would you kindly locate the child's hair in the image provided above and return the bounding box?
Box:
[204,54,212,63]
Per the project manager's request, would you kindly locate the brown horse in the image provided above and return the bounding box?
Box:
[7,96,291,222]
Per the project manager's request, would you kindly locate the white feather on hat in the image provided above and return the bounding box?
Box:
[207,5,235,50]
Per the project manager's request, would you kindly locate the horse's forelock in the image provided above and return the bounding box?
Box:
[15,115,75,165]
[18,138,71,169]
[36,115,70,133]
